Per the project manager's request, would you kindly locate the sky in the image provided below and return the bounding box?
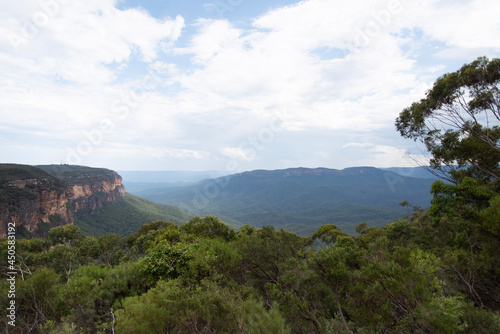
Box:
[1,0,499,172]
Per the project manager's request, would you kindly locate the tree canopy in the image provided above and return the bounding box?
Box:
[395,56,500,182]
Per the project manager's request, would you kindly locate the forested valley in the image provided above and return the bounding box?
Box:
[1,58,500,333]
[1,193,500,334]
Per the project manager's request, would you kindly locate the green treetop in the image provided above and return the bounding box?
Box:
[396,56,500,182]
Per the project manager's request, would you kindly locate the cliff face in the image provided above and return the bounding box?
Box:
[64,171,125,212]
[0,164,125,237]
[0,178,73,236]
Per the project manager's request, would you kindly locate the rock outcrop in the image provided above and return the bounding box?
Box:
[0,164,125,237]
[62,170,125,212]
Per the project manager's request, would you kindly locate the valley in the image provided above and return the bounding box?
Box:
[123,167,437,235]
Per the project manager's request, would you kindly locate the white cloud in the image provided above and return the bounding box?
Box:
[342,143,376,150]
[170,0,499,139]
[343,143,429,168]
[0,0,186,166]
[172,0,423,134]
[397,0,500,51]
[178,19,243,65]
[1,0,499,170]
[150,61,178,74]
[1,0,185,84]
[151,148,210,160]
[220,147,254,161]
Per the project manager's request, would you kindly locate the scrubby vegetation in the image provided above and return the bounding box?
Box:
[0,164,65,186]
[2,182,500,333]
[36,165,118,183]
[0,164,67,204]
[75,193,193,237]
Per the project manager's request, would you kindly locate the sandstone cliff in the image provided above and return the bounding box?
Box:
[38,165,126,212]
[0,164,125,237]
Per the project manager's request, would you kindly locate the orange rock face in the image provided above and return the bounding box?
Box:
[0,178,72,236]
[0,166,125,237]
[67,173,125,212]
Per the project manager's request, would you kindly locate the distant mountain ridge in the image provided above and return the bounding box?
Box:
[238,166,385,177]
[118,170,227,183]
[135,166,437,235]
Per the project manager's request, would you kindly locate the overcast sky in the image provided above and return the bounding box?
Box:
[1,0,499,172]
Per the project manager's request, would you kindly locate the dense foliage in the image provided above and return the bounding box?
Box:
[396,56,500,183]
[2,192,500,333]
[36,165,119,183]
[0,164,67,205]
[75,193,193,237]
[0,164,66,187]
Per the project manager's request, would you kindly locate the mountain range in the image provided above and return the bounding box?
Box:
[129,167,437,235]
[1,164,440,237]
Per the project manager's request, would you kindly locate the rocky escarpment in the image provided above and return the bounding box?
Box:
[0,164,125,237]
[0,172,73,236]
[38,165,125,212]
